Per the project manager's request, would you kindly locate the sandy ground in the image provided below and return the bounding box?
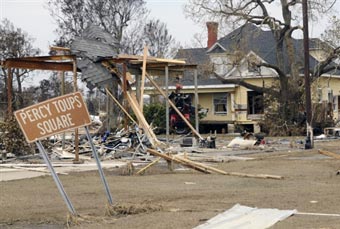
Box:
[1,138,340,228]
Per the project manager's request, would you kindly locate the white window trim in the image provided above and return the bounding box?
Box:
[213,93,228,115]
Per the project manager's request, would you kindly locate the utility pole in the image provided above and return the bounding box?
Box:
[303,0,313,149]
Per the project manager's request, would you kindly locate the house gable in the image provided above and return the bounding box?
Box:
[206,42,226,53]
[224,51,278,79]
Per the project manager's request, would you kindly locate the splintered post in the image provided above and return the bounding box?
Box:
[14,92,91,143]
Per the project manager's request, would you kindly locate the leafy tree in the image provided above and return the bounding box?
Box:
[185,0,340,135]
[0,19,40,110]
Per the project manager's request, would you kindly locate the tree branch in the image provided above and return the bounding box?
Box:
[312,47,340,78]
[214,72,279,96]
[257,62,286,79]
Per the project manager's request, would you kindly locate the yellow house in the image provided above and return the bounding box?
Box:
[174,23,340,134]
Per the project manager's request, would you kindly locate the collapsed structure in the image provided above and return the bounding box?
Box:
[2,24,220,169]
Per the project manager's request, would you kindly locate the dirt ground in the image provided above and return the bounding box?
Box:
[1,138,340,229]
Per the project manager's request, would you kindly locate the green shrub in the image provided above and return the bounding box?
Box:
[0,116,31,156]
[143,103,166,133]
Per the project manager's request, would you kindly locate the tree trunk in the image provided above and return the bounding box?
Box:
[15,69,24,109]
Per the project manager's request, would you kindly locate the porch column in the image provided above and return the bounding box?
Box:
[194,68,199,132]
[165,65,169,143]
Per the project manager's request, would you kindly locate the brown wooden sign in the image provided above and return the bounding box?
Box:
[14,91,91,143]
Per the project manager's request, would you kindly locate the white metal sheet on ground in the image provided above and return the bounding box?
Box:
[194,204,296,229]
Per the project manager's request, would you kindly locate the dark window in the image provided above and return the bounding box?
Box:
[213,93,227,114]
[248,91,263,114]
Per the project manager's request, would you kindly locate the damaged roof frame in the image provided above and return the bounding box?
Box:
[1,50,200,144]
[1,54,77,115]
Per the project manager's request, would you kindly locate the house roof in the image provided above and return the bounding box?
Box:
[175,48,220,87]
[176,48,210,65]
[178,23,340,78]
[69,24,117,87]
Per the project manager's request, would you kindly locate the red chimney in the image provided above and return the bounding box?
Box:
[206,22,218,49]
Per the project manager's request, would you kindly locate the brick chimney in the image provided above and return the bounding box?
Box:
[206,22,218,49]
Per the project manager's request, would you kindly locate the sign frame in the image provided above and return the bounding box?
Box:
[14,91,91,143]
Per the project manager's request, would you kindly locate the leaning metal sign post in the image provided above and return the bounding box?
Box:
[14,91,113,215]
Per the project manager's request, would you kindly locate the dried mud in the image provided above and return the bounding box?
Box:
[1,139,340,228]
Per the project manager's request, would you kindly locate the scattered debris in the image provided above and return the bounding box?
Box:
[147,148,283,180]
[315,127,340,140]
[106,202,162,216]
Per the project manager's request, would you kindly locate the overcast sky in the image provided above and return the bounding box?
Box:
[0,0,202,55]
[1,0,339,54]
[1,0,338,87]
[0,0,340,88]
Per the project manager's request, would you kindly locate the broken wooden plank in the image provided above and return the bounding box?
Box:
[125,91,161,147]
[174,155,283,180]
[136,157,161,175]
[146,149,282,179]
[183,154,254,163]
[146,148,210,174]
[116,54,186,64]
[174,155,230,175]
[223,171,283,180]
[318,149,340,159]
[105,87,137,125]
[139,46,148,111]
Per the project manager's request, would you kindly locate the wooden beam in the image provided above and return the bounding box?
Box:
[136,157,161,175]
[7,68,13,115]
[194,68,199,132]
[116,54,186,64]
[125,91,161,147]
[4,59,73,71]
[174,156,283,179]
[105,88,137,125]
[5,55,74,62]
[122,63,129,130]
[140,46,148,111]
[49,46,71,52]
[73,59,79,163]
[165,65,170,143]
[318,149,340,159]
[146,148,283,179]
[146,148,210,174]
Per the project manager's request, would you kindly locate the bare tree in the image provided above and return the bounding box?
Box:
[120,20,146,55]
[321,15,340,48]
[185,0,340,132]
[47,0,182,57]
[0,19,40,109]
[143,19,175,58]
[47,0,149,53]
